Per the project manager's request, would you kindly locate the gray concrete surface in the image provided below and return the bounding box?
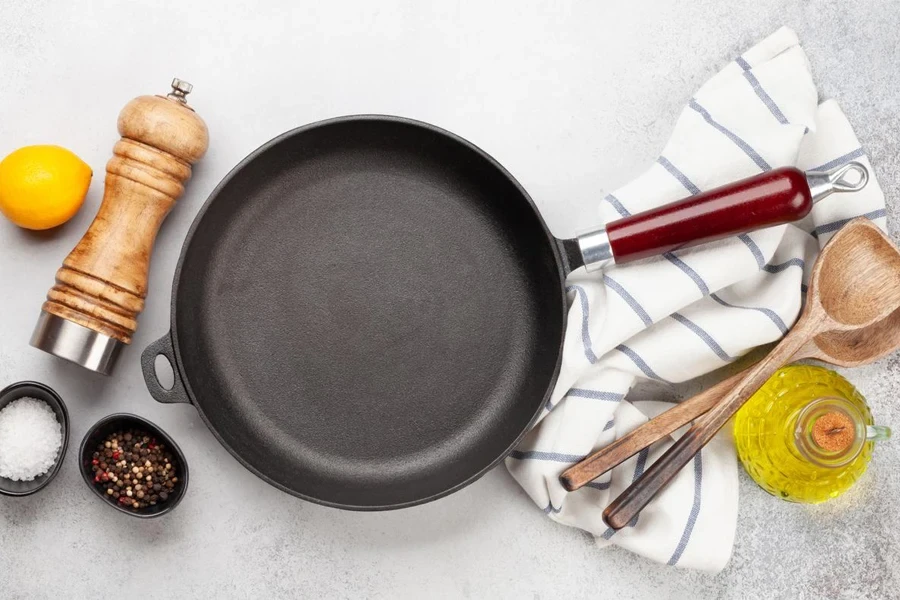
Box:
[1,1,898,598]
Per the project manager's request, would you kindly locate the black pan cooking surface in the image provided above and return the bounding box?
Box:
[150,116,568,509]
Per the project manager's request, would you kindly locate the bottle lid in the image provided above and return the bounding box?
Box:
[794,396,866,468]
[811,411,855,453]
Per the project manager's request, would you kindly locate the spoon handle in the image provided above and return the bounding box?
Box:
[603,328,812,529]
[559,371,745,491]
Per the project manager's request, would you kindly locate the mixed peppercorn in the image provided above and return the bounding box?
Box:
[90,429,178,510]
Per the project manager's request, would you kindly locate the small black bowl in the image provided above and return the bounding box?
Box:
[0,381,69,497]
[79,413,188,518]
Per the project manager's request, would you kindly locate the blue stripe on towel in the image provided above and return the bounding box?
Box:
[811,208,887,239]
[633,448,649,480]
[546,390,624,412]
[671,313,735,362]
[763,258,805,273]
[603,418,616,432]
[509,450,586,463]
[663,252,710,296]
[567,285,598,364]
[709,293,788,335]
[657,156,701,195]
[568,389,625,402]
[603,275,653,326]
[810,147,865,173]
[584,480,611,491]
[688,99,772,171]
[667,453,704,566]
[736,56,789,125]
[738,234,766,268]
[544,503,562,514]
[604,193,632,218]
[615,344,669,383]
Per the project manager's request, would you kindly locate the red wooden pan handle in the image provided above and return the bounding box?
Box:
[607,167,811,263]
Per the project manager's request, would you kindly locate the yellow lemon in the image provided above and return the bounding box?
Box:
[0,145,92,230]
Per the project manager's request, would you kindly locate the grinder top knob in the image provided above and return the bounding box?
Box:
[167,78,193,103]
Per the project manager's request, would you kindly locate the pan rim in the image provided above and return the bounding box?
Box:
[166,114,568,510]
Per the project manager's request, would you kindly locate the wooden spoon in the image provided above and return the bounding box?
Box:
[560,302,900,492]
[602,218,900,530]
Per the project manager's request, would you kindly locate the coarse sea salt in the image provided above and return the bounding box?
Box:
[0,397,62,481]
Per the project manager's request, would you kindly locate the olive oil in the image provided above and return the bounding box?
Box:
[733,365,890,504]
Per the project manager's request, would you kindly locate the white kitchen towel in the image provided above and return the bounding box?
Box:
[505,26,887,573]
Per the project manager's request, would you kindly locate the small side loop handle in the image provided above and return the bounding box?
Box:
[141,332,192,405]
[866,424,892,442]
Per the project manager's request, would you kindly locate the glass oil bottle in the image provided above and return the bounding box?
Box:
[733,364,891,503]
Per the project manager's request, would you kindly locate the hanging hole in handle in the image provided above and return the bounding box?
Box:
[154,354,176,391]
[830,161,868,192]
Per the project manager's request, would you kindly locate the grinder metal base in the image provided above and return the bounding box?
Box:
[30,311,123,375]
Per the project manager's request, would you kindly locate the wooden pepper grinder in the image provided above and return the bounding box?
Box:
[31,79,209,374]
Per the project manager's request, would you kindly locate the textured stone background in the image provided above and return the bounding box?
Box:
[1,1,898,598]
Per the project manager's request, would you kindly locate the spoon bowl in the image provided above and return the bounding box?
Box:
[813,220,900,327]
[812,305,900,366]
